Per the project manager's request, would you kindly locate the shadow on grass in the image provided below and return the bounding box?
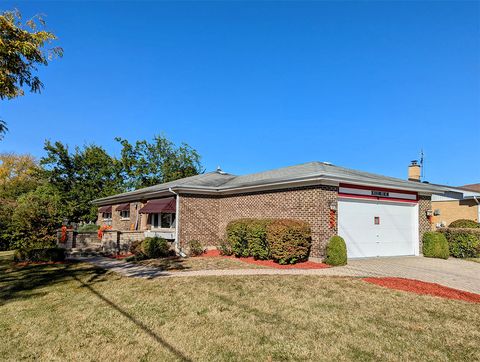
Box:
[0,258,108,306]
[138,256,191,271]
[73,275,192,362]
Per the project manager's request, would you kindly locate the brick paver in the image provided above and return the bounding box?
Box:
[77,256,480,294]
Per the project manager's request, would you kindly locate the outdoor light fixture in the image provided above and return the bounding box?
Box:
[329,201,337,211]
[433,209,441,216]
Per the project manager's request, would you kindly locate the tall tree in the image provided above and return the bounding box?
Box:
[0,9,62,139]
[41,141,124,223]
[116,135,204,190]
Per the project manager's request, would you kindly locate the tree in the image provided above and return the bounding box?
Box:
[0,121,7,140]
[0,153,42,250]
[10,184,62,250]
[116,134,204,190]
[41,141,125,223]
[0,9,62,139]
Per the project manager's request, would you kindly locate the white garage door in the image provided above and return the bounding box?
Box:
[338,198,419,258]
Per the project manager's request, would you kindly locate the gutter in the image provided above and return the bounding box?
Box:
[168,187,184,256]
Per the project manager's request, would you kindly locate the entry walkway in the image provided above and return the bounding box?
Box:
[75,256,480,294]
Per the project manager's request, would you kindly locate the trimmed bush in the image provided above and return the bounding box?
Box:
[325,236,347,266]
[226,219,252,257]
[189,240,205,256]
[422,232,449,259]
[439,229,480,258]
[13,247,66,262]
[449,219,480,228]
[217,238,234,256]
[129,239,143,255]
[267,220,311,264]
[77,224,99,232]
[141,237,171,259]
[247,220,271,260]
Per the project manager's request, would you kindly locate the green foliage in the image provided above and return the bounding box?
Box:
[246,220,271,260]
[422,232,449,259]
[141,237,171,259]
[9,184,62,250]
[41,141,125,223]
[440,229,480,258]
[13,247,65,262]
[115,134,204,190]
[226,219,251,257]
[267,220,311,264]
[188,240,205,256]
[217,238,234,256]
[448,219,480,228]
[325,236,347,266]
[77,224,99,232]
[0,10,63,138]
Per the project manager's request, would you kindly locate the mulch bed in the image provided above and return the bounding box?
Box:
[200,249,330,269]
[363,277,480,304]
[106,253,134,260]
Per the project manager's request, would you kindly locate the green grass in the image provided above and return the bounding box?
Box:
[466,258,480,263]
[137,256,265,271]
[1,250,480,361]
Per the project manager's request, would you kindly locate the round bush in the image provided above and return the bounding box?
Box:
[226,219,252,257]
[217,238,234,256]
[422,232,449,259]
[325,236,347,266]
[267,220,311,264]
[188,240,205,256]
[141,237,170,259]
[448,219,480,228]
[247,220,271,260]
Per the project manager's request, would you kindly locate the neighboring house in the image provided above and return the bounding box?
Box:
[93,161,448,260]
[431,185,480,227]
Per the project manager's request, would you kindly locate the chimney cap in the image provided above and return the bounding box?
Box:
[410,160,419,166]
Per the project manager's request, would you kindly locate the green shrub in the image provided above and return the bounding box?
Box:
[217,238,234,256]
[189,240,205,256]
[77,224,99,232]
[226,219,252,257]
[267,220,311,264]
[247,220,271,260]
[448,219,480,228]
[440,229,480,258]
[325,236,347,266]
[141,237,171,259]
[422,232,449,259]
[13,247,66,262]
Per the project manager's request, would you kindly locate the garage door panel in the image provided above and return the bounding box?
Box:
[338,198,417,258]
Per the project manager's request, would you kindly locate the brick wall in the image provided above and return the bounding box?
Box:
[97,202,146,230]
[178,185,338,258]
[431,200,479,226]
[418,195,433,252]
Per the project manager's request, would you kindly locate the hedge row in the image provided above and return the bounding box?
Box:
[14,247,66,262]
[223,219,311,264]
[438,228,480,258]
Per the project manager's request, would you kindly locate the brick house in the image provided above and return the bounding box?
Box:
[430,185,480,227]
[93,161,448,260]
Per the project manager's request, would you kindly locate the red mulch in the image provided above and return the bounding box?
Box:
[199,249,330,269]
[363,277,480,304]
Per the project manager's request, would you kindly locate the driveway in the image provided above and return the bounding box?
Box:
[339,256,480,294]
[78,256,480,294]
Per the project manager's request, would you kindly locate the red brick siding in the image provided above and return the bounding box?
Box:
[178,186,338,258]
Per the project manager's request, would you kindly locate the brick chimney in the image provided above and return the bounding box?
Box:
[408,160,421,182]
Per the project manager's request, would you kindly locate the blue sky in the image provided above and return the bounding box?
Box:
[1,1,479,185]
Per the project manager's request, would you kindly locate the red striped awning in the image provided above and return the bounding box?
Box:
[116,203,130,212]
[139,197,176,214]
[98,205,112,213]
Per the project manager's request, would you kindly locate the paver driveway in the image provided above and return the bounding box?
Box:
[80,256,480,294]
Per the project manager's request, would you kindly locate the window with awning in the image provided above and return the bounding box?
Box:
[139,197,176,214]
[116,203,130,219]
[98,205,112,220]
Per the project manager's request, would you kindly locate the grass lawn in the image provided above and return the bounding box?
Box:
[1,251,479,361]
[466,258,480,263]
[137,256,266,271]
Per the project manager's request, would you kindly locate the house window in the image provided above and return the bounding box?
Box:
[120,210,130,219]
[150,213,176,229]
[102,212,112,220]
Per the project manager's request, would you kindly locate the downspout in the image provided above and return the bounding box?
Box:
[168,187,184,256]
[474,196,480,223]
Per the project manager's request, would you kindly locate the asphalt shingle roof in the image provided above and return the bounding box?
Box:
[93,161,448,205]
